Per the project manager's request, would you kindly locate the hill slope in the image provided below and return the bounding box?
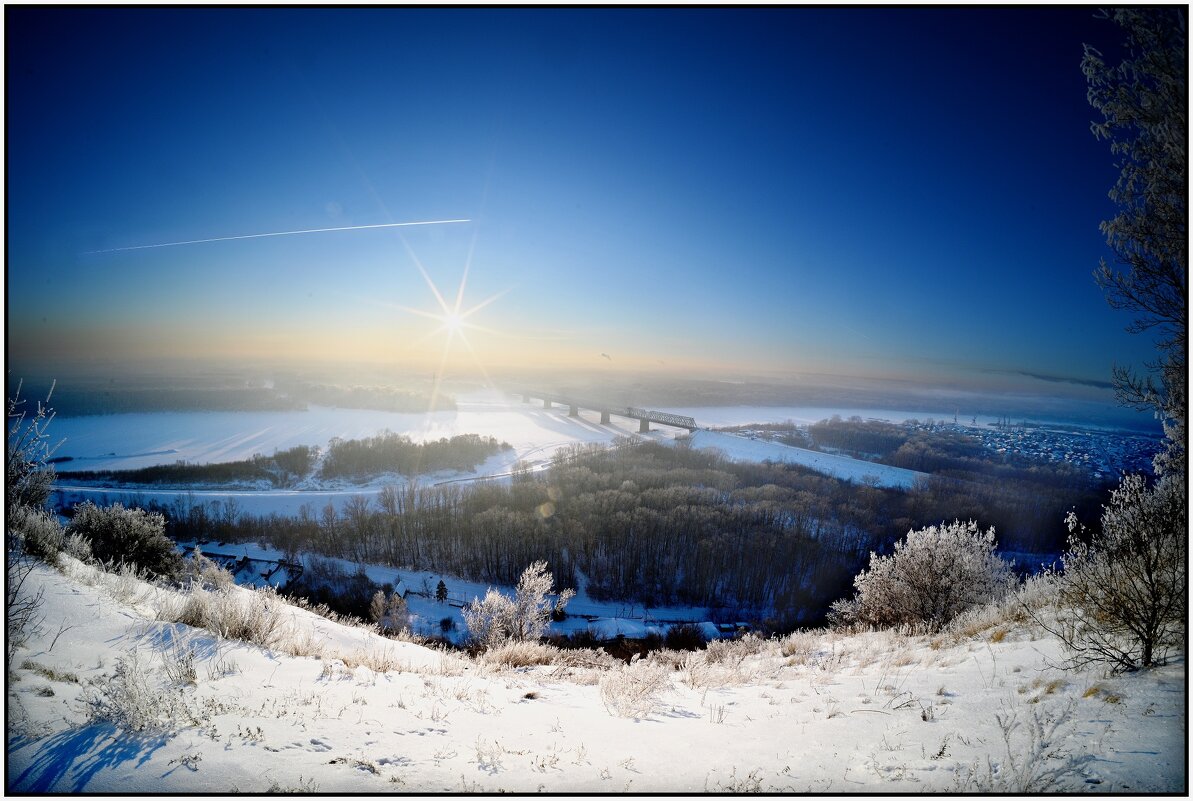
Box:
[7,558,1185,793]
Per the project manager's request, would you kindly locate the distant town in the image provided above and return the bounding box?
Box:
[953,421,1163,480]
[733,417,1164,481]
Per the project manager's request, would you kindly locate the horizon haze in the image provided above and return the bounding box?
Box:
[6,7,1158,429]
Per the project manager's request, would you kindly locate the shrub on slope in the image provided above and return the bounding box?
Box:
[830,519,1014,632]
[67,501,183,580]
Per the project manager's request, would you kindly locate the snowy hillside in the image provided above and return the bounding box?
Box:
[687,430,927,489]
[8,558,1184,793]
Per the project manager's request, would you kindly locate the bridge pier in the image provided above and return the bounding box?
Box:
[520,390,698,433]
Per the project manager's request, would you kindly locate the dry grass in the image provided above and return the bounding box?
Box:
[483,640,564,669]
[20,659,80,684]
[779,630,822,662]
[1082,683,1123,704]
[599,659,672,718]
[157,585,291,650]
[1019,674,1069,703]
[337,645,413,674]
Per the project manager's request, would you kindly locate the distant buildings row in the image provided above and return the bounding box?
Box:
[733,420,1163,482]
[961,425,1161,480]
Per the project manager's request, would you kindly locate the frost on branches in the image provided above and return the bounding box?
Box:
[830,520,1014,632]
[1052,473,1186,671]
[369,591,409,635]
[462,561,574,649]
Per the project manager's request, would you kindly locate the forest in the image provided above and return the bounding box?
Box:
[144,437,1108,628]
[320,432,510,480]
[59,432,509,488]
[59,446,316,488]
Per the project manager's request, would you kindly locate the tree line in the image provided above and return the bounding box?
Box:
[58,432,509,488]
[320,432,510,480]
[60,446,316,488]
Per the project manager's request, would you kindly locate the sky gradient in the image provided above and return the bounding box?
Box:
[6,7,1162,399]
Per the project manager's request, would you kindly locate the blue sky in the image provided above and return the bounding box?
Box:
[6,7,1157,395]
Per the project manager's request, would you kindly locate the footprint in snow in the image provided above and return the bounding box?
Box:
[308,738,332,752]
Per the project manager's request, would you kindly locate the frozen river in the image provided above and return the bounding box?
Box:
[45,390,1035,514]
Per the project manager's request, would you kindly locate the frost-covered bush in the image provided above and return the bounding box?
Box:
[6,381,58,515]
[9,504,65,565]
[159,637,198,686]
[1050,473,1185,670]
[599,658,672,718]
[162,585,290,650]
[184,546,234,590]
[67,501,182,580]
[948,571,1058,641]
[62,531,93,564]
[830,520,1014,632]
[83,651,192,732]
[6,382,59,658]
[462,561,574,649]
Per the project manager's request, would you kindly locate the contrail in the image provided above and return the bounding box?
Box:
[84,218,470,254]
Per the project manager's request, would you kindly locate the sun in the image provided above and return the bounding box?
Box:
[384,234,510,409]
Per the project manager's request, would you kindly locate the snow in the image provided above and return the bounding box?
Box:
[48,390,649,473]
[52,394,990,475]
[50,391,943,515]
[8,559,1185,793]
[175,540,711,645]
[687,430,927,489]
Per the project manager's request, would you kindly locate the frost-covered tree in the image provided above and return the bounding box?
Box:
[6,380,60,515]
[6,380,62,659]
[509,560,575,641]
[1083,8,1187,472]
[369,591,386,626]
[1050,474,1186,671]
[369,590,409,635]
[1045,8,1188,674]
[461,588,515,649]
[462,560,574,648]
[830,520,1014,632]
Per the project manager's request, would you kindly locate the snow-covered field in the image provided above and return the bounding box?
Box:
[48,395,998,475]
[49,390,634,473]
[50,391,935,515]
[8,559,1185,793]
[689,430,926,489]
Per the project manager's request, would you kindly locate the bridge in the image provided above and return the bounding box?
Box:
[517,390,698,432]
